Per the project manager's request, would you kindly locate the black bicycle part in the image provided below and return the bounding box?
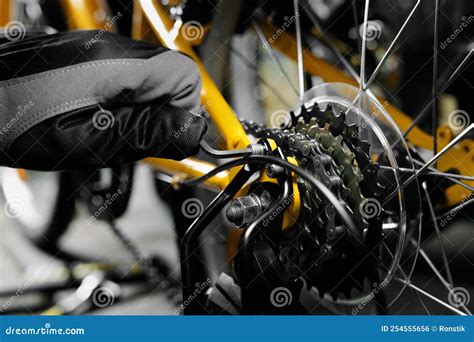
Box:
[180,164,258,314]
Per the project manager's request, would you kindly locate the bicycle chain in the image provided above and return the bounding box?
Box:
[241,103,385,299]
[107,220,182,308]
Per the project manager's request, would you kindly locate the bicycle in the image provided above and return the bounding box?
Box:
[1,0,473,315]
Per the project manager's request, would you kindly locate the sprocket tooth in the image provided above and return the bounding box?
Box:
[358,140,371,154]
[301,105,313,123]
[353,280,365,293]
[239,104,385,305]
[335,110,346,122]
[290,110,299,127]
[342,289,352,301]
[346,124,359,140]
[331,112,346,136]
[309,103,326,125]
[326,291,338,302]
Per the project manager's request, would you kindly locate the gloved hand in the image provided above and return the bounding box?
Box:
[0,30,207,170]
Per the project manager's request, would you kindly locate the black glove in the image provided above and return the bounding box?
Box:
[0,30,207,170]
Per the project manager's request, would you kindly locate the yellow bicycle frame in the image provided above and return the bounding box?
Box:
[7,0,472,209]
[0,0,11,26]
[130,0,473,207]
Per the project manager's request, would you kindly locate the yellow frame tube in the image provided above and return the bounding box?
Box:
[0,0,11,26]
[259,21,436,150]
[58,0,472,207]
[135,0,250,151]
[61,0,111,30]
[143,157,230,191]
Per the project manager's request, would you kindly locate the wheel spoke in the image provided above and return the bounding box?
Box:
[293,0,305,101]
[382,243,432,315]
[384,124,474,204]
[252,22,300,97]
[393,277,467,315]
[301,1,360,81]
[380,164,474,181]
[410,239,473,315]
[364,0,421,90]
[436,198,474,221]
[359,0,370,89]
[403,49,474,137]
[228,46,292,108]
[422,182,455,288]
[432,0,441,156]
[352,0,361,56]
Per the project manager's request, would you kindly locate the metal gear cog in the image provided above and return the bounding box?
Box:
[240,102,385,300]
